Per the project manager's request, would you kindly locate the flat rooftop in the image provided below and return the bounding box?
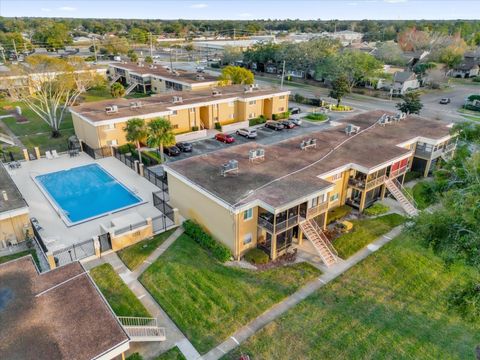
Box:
[0,163,27,213]
[111,62,218,84]
[166,110,452,209]
[0,257,129,360]
[71,85,289,123]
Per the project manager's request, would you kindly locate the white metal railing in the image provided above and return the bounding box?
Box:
[114,220,149,236]
[389,178,418,209]
[309,219,338,257]
[365,175,387,191]
[118,316,166,341]
[389,165,408,179]
[118,316,158,327]
[307,202,329,218]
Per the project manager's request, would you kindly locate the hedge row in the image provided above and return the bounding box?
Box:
[249,115,266,126]
[272,111,290,120]
[182,220,232,262]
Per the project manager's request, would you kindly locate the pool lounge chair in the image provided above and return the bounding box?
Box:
[52,150,59,158]
[45,151,53,160]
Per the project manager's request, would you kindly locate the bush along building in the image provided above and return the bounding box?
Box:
[70,84,289,151]
[164,111,456,265]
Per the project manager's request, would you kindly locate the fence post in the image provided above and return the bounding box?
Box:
[46,251,56,270]
[34,147,41,159]
[134,160,139,174]
[23,148,29,161]
[139,163,145,177]
[173,208,180,226]
[93,236,101,258]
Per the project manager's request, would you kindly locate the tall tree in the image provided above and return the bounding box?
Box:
[110,82,125,98]
[123,118,146,162]
[8,55,101,137]
[329,76,350,107]
[439,47,464,76]
[32,22,72,50]
[396,92,423,114]
[103,36,130,55]
[218,65,254,85]
[144,55,153,64]
[146,117,175,162]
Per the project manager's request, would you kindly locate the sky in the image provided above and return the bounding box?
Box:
[0,0,479,20]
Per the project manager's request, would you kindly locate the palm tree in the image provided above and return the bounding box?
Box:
[146,117,175,163]
[123,118,146,162]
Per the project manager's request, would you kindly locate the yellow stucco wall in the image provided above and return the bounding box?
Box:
[236,207,259,255]
[0,211,31,247]
[324,170,349,208]
[167,174,238,256]
[72,113,102,148]
[110,222,153,251]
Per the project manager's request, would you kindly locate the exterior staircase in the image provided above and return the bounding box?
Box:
[125,82,138,95]
[385,178,419,216]
[109,73,121,86]
[117,316,166,342]
[300,220,338,266]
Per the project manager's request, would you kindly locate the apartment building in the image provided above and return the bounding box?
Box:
[164,111,456,262]
[0,257,130,360]
[0,163,31,249]
[108,62,219,94]
[70,85,290,150]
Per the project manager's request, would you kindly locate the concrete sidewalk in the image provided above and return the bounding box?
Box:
[202,225,404,360]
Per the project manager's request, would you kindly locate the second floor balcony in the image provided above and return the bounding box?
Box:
[415,142,456,159]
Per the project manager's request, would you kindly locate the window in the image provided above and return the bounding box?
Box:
[171,110,177,116]
[106,139,118,146]
[248,112,256,119]
[311,197,318,207]
[154,87,157,91]
[214,116,219,121]
[279,107,285,112]
[107,123,115,130]
[331,173,342,181]
[330,193,339,202]
[229,113,235,119]
[189,108,196,113]
[249,100,256,105]
[228,101,235,107]
[172,124,179,129]
[243,208,253,221]
[243,233,252,245]
[279,95,285,99]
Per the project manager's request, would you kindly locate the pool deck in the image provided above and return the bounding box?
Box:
[8,153,165,251]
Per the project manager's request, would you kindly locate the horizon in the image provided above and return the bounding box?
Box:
[1,1,479,21]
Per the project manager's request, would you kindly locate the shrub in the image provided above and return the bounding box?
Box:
[244,248,269,265]
[305,113,328,121]
[214,122,222,131]
[210,62,220,68]
[272,111,290,120]
[327,104,352,111]
[249,115,266,126]
[447,280,480,322]
[472,76,480,83]
[327,205,352,224]
[404,171,422,183]
[467,94,480,102]
[117,143,135,154]
[126,353,143,360]
[363,203,389,216]
[191,125,199,131]
[293,93,305,103]
[182,220,232,262]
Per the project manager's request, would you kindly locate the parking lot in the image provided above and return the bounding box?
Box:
[163,120,332,163]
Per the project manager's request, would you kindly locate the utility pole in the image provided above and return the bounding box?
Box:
[92,37,98,62]
[169,50,173,72]
[12,40,18,60]
[280,60,286,89]
[149,32,153,58]
[233,28,236,41]
[0,47,6,64]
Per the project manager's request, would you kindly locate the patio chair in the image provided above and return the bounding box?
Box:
[45,151,53,160]
[13,161,21,168]
[52,150,60,158]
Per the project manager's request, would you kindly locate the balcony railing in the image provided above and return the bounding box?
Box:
[415,145,454,159]
[389,165,408,179]
[365,175,386,191]
[258,214,305,234]
[258,217,274,233]
[307,202,329,218]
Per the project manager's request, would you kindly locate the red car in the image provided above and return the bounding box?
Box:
[215,133,235,143]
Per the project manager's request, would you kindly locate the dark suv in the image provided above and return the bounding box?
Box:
[265,120,284,131]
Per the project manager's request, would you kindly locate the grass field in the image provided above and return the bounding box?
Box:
[224,234,480,360]
[90,263,150,317]
[155,347,186,360]
[140,234,321,354]
[0,249,40,268]
[117,229,176,270]
[333,213,405,259]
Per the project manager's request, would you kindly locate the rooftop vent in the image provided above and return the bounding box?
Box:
[172,96,183,104]
[212,89,222,96]
[243,84,259,93]
[172,70,179,76]
[130,101,142,109]
[220,159,239,177]
[2,190,8,201]
[196,74,205,80]
[300,138,317,150]
[105,105,119,114]
[345,124,360,136]
[249,148,265,163]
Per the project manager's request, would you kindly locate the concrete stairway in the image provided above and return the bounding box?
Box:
[109,73,121,86]
[300,220,338,266]
[385,178,419,216]
[117,316,166,342]
[125,82,138,95]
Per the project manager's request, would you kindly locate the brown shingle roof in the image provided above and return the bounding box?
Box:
[0,257,129,360]
[166,110,452,209]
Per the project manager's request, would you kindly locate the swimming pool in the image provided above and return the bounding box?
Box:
[35,164,143,226]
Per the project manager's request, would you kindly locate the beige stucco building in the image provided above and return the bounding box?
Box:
[164,111,456,262]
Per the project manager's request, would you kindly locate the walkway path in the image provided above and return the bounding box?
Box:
[86,227,202,360]
[202,225,404,360]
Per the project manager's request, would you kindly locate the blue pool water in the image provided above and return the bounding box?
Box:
[36,164,142,225]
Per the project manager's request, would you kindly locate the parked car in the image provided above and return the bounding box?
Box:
[176,142,193,152]
[236,128,257,139]
[439,98,451,104]
[289,107,301,115]
[265,120,284,131]
[280,120,295,129]
[290,118,302,126]
[215,133,235,143]
[163,145,181,157]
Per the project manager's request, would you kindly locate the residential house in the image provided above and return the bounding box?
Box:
[164,111,455,262]
[70,84,290,150]
[449,51,480,78]
[0,257,130,360]
[391,71,420,95]
[108,62,219,94]
[0,163,32,249]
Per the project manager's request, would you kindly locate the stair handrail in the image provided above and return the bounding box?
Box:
[309,220,338,258]
[117,316,158,328]
[389,178,418,209]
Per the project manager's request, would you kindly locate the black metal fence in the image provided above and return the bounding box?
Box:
[112,147,137,172]
[52,239,96,267]
[144,167,168,192]
[81,141,112,160]
[153,191,174,222]
[31,219,48,253]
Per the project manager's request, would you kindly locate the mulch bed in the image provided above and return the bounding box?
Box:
[255,250,298,271]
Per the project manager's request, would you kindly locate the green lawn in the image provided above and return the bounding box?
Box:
[155,347,186,360]
[117,229,176,270]
[139,234,321,354]
[333,213,405,259]
[305,113,328,122]
[81,87,113,102]
[0,249,40,268]
[224,234,480,360]
[89,263,151,317]
[405,181,435,210]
